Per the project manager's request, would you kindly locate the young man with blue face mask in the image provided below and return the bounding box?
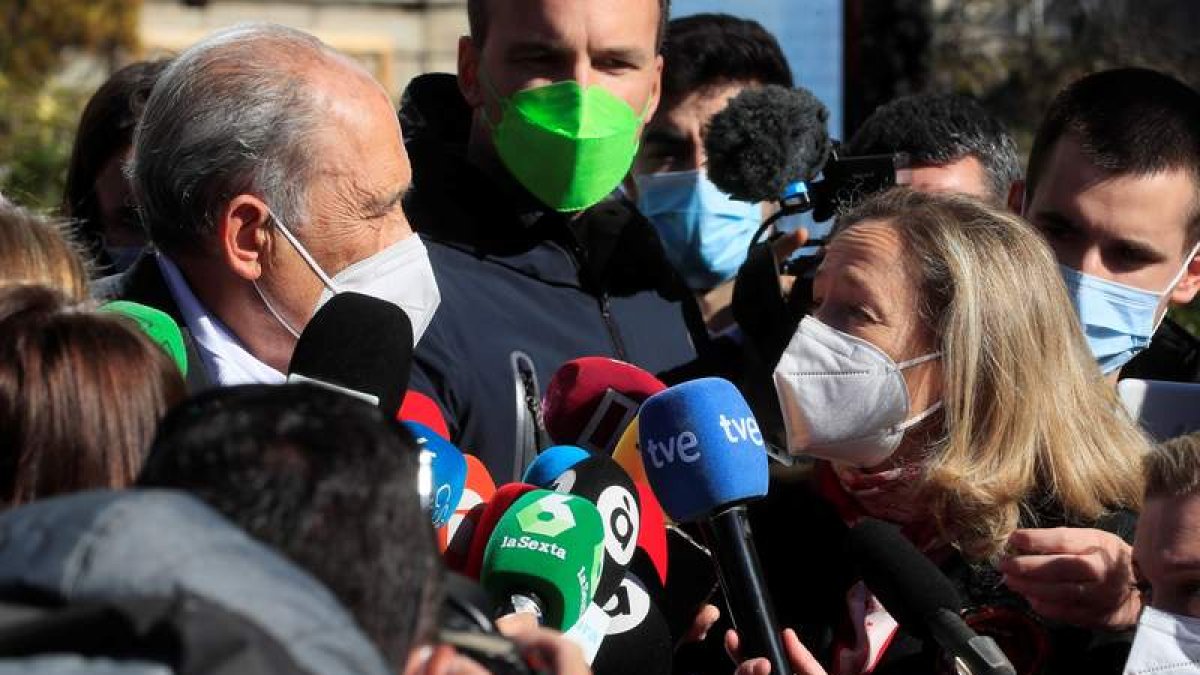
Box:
[997,68,1200,643]
[629,14,794,337]
[1015,68,1200,384]
[401,0,700,482]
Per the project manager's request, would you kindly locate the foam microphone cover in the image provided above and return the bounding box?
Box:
[705,84,832,203]
[464,482,539,580]
[287,291,413,415]
[100,300,188,376]
[543,357,666,454]
[846,517,963,641]
[612,417,649,484]
[638,378,769,522]
[481,490,607,631]
[592,573,673,675]
[634,482,668,587]
[397,390,450,439]
[550,455,641,605]
[439,455,496,554]
[523,445,591,488]
[404,421,467,528]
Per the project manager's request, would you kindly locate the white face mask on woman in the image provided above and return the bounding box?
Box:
[253,213,441,345]
[772,315,942,468]
[1124,606,1200,674]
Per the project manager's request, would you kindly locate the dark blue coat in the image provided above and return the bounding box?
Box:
[401,74,700,481]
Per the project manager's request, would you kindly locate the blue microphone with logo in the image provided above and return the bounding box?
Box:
[404,421,467,529]
[639,378,788,675]
[523,445,591,488]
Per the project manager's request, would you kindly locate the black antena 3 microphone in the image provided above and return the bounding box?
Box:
[287,292,413,415]
[848,518,1017,675]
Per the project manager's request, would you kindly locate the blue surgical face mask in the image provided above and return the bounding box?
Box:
[634,169,761,291]
[1061,244,1200,374]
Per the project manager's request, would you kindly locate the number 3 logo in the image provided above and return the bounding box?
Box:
[516,493,577,537]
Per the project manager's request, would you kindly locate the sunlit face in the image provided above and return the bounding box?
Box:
[1025,133,1200,307]
[460,0,662,134]
[906,156,992,201]
[257,57,414,332]
[810,221,942,419]
[634,81,750,175]
[1134,494,1200,618]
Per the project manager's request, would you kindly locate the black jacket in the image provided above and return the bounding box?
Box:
[400,73,698,481]
[744,464,1135,675]
[1121,317,1200,384]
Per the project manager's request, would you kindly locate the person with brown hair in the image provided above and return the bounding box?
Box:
[0,203,91,301]
[62,59,169,275]
[0,285,186,507]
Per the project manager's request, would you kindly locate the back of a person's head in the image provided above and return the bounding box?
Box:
[0,204,91,301]
[1146,431,1200,499]
[0,285,185,507]
[661,13,792,103]
[62,59,169,268]
[833,188,1148,557]
[1026,67,1200,244]
[844,92,1020,203]
[131,23,339,255]
[138,383,439,667]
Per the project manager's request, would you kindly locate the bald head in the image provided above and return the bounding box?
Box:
[131,23,383,255]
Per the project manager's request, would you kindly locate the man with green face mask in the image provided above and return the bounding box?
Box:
[401,0,700,482]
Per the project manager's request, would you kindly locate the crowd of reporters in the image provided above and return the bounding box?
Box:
[2,1,1200,674]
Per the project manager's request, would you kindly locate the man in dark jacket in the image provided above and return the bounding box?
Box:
[403,0,698,481]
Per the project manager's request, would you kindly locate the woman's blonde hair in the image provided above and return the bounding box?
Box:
[834,188,1150,558]
[0,204,91,301]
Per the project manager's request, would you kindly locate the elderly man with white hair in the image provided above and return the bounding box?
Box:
[102,23,439,390]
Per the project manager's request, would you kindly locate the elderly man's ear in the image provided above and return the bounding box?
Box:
[219,195,274,282]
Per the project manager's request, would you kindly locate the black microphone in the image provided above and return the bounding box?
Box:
[705,85,831,363]
[848,518,1017,675]
[592,572,673,675]
[548,454,641,607]
[287,292,413,416]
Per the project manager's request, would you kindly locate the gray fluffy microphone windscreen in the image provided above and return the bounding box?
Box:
[705,84,833,203]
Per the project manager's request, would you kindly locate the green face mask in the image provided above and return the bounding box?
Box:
[483,74,648,212]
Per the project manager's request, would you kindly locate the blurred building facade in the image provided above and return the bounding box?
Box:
[138,0,468,100]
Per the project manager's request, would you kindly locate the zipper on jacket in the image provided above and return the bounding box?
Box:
[599,292,629,362]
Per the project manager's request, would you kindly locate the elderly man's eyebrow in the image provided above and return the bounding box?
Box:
[363,186,408,219]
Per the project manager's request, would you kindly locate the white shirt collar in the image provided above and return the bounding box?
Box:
[155,252,286,386]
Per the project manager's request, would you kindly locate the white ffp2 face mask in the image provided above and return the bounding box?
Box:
[1125,606,1200,674]
[772,316,942,468]
[254,214,441,345]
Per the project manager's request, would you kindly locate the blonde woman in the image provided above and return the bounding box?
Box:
[0,203,91,301]
[737,188,1148,675]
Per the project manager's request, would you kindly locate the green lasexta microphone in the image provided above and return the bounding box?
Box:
[481,489,606,631]
[101,301,188,377]
[484,73,649,212]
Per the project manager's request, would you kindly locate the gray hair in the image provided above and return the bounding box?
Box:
[131,23,334,253]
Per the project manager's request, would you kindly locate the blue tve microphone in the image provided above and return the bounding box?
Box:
[404,421,467,528]
[639,378,788,675]
[523,445,591,488]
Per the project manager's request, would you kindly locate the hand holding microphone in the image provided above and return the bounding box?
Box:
[639,377,791,675]
[480,489,606,632]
